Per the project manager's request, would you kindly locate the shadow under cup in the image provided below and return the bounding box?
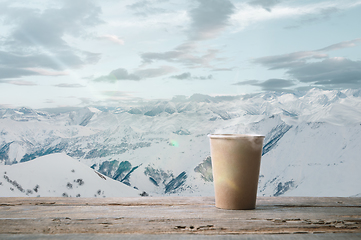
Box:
[208,134,265,210]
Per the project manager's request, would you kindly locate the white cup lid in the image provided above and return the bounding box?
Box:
[208,134,265,139]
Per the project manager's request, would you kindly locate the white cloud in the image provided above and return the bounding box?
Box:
[99,35,125,45]
[253,38,361,89]
[54,83,85,88]
[8,80,37,86]
[26,68,69,76]
[0,0,102,80]
[231,0,361,32]
[318,38,361,51]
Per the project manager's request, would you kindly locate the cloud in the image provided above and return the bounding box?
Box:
[252,39,361,89]
[0,50,99,79]
[54,83,85,88]
[188,0,235,40]
[0,66,39,79]
[0,80,37,86]
[139,0,357,70]
[10,80,37,86]
[253,51,328,70]
[0,50,100,73]
[284,6,340,29]
[141,42,221,68]
[234,79,296,91]
[0,0,102,79]
[287,58,361,88]
[231,1,361,32]
[255,78,296,91]
[126,0,168,17]
[253,39,361,70]
[318,38,361,51]
[212,67,234,71]
[195,75,213,80]
[99,35,125,45]
[233,80,259,86]
[4,1,103,49]
[127,0,149,9]
[170,72,213,80]
[137,0,234,70]
[26,68,69,76]
[170,72,192,80]
[135,66,177,78]
[247,0,282,12]
[94,65,177,82]
[95,68,141,82]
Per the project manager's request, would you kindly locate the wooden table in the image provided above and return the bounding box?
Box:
[0,197,360,239]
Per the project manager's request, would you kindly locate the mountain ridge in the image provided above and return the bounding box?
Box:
[1,88,360,197]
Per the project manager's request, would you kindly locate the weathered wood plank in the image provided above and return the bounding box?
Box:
[0,197,360,235]
[1,233,361,240]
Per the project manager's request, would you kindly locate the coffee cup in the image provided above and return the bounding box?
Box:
[208,134,265,210]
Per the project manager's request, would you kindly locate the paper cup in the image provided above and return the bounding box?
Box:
[208,134,265,210]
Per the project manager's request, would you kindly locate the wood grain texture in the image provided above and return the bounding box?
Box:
[0,197,360,235]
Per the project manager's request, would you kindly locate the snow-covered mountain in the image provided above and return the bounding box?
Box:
[1,88,360,197]
[0,153,142,197]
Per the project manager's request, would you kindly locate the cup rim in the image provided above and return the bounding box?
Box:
[208,134,265,139]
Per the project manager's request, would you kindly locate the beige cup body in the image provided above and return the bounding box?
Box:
[209,134,264,210]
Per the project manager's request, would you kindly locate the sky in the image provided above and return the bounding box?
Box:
[0,0,361,109]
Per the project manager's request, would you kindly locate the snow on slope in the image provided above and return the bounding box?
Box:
[0,88,361,197]
[0,153,141,197]
[258,120,361,197]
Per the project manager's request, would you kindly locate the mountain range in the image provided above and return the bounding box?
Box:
[1,88,360,197]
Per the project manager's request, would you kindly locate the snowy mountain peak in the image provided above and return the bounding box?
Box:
[68,107,100,126]
[0,88,360,197]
